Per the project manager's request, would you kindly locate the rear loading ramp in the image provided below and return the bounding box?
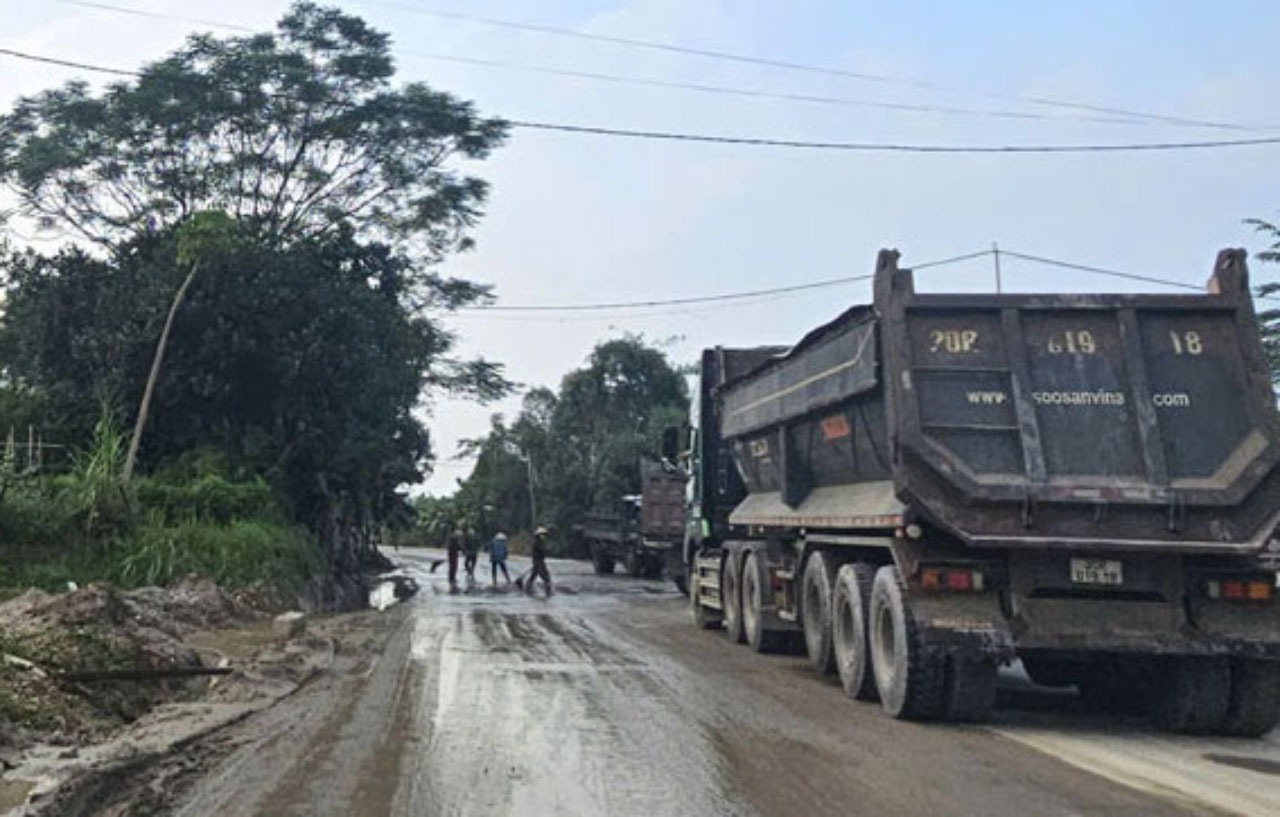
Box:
[877,248,1280,554]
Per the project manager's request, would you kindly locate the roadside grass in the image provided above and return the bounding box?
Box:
[0,414,320,596]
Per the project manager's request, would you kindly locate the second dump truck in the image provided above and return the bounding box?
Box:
[579,460,686,585]
[678,248,1280,734]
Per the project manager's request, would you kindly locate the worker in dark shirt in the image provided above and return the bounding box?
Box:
[447,527,464,588]
[525,526,553,596]
[489,532,511,585]
[463,526,480,581]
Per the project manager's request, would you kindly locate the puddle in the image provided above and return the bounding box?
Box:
[368,582,398,611]
[1203,753,1280,776]
[367,575,420,610]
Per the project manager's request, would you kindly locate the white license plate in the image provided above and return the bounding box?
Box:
[1070,558,1123,585]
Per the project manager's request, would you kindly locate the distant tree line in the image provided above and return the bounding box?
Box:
[417,336,689,553]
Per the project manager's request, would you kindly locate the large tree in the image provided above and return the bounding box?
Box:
[0,2,505,264]
[0,3,509,601]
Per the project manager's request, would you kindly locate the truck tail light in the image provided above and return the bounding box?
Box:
[920,567,985,593]
[1204,577,1274,603]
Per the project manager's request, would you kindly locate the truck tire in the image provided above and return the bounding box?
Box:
[722,552,745,644]
[1219,659,1280,737]
[1153,657,1231,734]
[944,655,997,722]
[674,567,689,596]
[626,550,643,578]
[832,562,878,700]
[690,570,722,631]
[591,545,615,575]
[868,565,946,720]
[801,552,838,675]
[742,551,785,653]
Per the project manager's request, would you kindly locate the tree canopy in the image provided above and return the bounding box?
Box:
[0,2,506,264]
[0,3,510,601]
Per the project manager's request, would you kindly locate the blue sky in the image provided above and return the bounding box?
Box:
[3,1,1279,493]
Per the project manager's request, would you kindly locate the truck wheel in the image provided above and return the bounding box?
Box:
[801,552,838,675]
[944,655,997,722]
[1219,659,1280,737]
[743,551,784,653]
[690,570,721,631]
[593,555,615,575]
[626,550,643,578]
[832,562,878,700]
[1153,657,1231,734]
[722,552,745,644]
[674,567,689,596]
[868,565,946,720]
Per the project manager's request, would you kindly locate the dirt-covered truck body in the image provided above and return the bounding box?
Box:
[580,460,686,580]
[682,248,1280,734]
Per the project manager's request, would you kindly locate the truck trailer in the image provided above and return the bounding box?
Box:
[678,248,1280,734]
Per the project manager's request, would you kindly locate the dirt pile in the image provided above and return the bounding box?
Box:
[0,578,274,752]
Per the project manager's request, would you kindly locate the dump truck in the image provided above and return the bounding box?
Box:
[677,248,1280,734]
[580,460,687,585]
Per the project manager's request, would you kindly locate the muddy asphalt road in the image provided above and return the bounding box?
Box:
[140,549,1280,817]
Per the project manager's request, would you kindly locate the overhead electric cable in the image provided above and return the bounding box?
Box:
[52,1,1144,127]
[461,250,990,313]
[354,0,1262,132]
[1000,250,1204,291]
[508,121,1280,153]
[8,44,1274,155]
[457,249,1277,318]
[58,0,1266,132]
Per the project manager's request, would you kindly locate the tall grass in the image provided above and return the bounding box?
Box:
[0,408,320,594]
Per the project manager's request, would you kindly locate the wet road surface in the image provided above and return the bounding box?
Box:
[166,549,1280,816]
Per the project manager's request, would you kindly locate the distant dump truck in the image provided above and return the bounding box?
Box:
[579,460,686,585]
[677,248,1280,734]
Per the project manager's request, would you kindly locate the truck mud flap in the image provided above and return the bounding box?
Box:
[907,592,1015,661]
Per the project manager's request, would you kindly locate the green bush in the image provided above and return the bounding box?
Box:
[134,474,277,525]
[111,517,319,590]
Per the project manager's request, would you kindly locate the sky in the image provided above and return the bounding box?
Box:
[2,0,1279,494]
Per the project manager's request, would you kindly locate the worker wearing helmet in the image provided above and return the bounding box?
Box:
[525,526,554,596]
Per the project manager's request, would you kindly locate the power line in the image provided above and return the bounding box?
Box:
[359,0,1263,133]
[1000,250,1204,291]
[58,0,1269,133]
[457,249,1278,319]
[54,0,1151,127]
[8,43,1275,156]
[461,273,875,312]
[462,250,990,314]
[413,53,1141,126]
[509,120,1280,153]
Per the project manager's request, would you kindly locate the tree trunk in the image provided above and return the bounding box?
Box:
[123,260,201,482]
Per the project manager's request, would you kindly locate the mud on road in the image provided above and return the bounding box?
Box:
[57,550,1280,817]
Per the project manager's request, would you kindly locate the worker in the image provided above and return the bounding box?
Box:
[525,526,554,596]
[447,527,464,588]
[490,531,511,585]
[463,526,480,581]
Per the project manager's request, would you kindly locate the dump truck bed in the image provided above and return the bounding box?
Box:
[716,249,1280,555]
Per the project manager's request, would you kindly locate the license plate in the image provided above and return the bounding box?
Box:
[1070,558,1123,585]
